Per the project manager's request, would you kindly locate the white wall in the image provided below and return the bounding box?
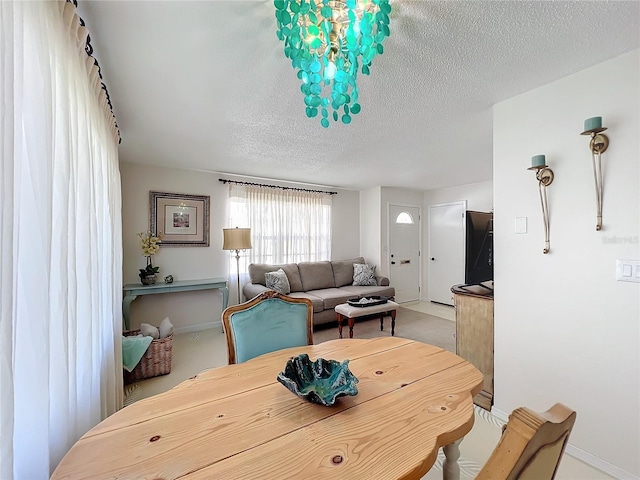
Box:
[360,187,382,269]
[493,50,639,478]
[423,181,493,213]
[330,188,361,260]
[422,181,493,300]
[121,163,360,332]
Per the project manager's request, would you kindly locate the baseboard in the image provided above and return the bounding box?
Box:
[174,321,222,335]
[489,406,510,423]
[491,407,638,480]
[564,444,638,480]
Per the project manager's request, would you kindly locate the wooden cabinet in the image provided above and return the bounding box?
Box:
[452,287,494,411]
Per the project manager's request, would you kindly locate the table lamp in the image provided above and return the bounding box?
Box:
[222,227,252,304]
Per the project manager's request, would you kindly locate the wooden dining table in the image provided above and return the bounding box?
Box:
[52,337,483,480]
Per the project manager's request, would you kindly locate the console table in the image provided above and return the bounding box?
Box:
[451,284,494,411]
[122,278,229,330]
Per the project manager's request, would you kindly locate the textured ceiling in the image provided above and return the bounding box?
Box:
[79,1,639,191]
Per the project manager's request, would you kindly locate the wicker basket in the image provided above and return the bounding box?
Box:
[123,330,173,384]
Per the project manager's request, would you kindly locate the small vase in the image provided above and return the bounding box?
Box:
[141,274,157,286]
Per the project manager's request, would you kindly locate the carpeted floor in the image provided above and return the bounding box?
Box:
[313,307,456,352]
[122,305,611,480]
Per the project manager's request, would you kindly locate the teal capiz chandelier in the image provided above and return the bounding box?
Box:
[274,0,391,127]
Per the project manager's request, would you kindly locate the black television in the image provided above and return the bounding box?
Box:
[465,211,493,285]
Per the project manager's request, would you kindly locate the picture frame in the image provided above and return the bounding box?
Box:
[149,191,210,247]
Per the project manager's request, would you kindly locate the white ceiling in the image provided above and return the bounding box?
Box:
[79,1,639,191]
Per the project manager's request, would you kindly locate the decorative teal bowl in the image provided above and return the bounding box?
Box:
[277,354,359,406]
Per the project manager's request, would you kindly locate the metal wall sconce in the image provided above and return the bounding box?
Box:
[580,116,609,231]
[528,155,554,254]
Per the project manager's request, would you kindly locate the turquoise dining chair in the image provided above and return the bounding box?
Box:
[222,291,313,364]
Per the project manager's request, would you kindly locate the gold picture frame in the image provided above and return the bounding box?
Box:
[149,191,210,247]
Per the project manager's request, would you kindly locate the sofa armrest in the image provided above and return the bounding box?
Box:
[376,276,390,286]
[242,283,271,302]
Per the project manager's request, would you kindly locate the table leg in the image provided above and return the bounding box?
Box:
[220,286,229,311]
[442,439,461,480]
[391,309,396,336]
[380,314,384,331]
[122,294,137,331]
[348,317,355,338]
[337,313,344,338]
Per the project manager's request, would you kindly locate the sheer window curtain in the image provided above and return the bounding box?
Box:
[227,184,332,301]
[0,2,123,478]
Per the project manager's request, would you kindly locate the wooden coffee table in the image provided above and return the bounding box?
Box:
[335,300,399,338]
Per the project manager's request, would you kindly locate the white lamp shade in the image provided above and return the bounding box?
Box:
[223,228,252,250]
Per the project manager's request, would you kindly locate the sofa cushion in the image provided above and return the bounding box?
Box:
[286,292,324,313]
[264,268,291,294]
[242,282,271,302]
[297,261,335,291]
[340,285,396,299]
[331,257,365,287]
[248,263,303,292]
[306,288,356,310]
[353,263,377,286]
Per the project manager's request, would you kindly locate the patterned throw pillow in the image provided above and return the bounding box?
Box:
[352,263,377,286]
[265,268,291,294]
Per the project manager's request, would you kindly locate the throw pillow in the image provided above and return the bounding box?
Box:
[140,322,160,339]
[265,268,291,294]
[353,263,377,286]
[159,317,174,339]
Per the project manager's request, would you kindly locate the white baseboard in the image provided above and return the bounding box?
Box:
[564,443,638,480]
[491,407,638,480]
[174,321,222,335]
[490,406,509,423]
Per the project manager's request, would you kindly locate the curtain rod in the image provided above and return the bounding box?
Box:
[218,179,338,195]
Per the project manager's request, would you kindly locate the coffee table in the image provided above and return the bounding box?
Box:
[335,300,399,338]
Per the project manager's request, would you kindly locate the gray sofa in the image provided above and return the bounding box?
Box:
[242,257,395,326]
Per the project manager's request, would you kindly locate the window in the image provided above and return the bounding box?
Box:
[396,212,414,224]
[228,184,332,271]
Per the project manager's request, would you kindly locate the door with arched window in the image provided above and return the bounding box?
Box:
[388,204,421,303]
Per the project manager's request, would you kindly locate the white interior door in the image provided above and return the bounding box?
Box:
[388,205,420,303]
[428,202,466,305]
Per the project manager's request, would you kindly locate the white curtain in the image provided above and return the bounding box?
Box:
[0,1,123,478]
[227,184,332,298]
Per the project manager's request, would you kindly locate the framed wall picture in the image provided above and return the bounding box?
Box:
[150,191,210,246]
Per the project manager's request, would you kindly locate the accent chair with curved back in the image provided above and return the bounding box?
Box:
[477,403,577,480]
[222,291,313,364]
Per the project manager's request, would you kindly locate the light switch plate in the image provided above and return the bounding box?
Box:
[515,217,527,234]
[616,260,640,283]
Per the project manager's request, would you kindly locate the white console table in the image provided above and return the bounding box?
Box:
[122,278,229,330]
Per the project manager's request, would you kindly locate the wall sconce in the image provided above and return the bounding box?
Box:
[528,155,554,254]
[580,116,609,231]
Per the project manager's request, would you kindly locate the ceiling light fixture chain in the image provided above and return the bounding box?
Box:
[274,0,391,127]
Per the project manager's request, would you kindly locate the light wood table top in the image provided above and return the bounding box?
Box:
[52,337,483,480]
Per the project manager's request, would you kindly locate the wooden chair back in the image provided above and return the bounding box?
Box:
[222,291,313,364]
[477,403,576,480]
